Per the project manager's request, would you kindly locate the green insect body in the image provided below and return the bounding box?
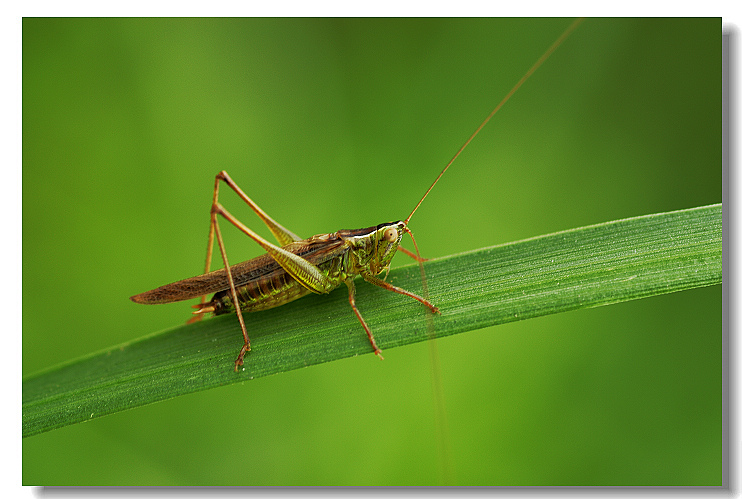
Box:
[130,188,429,372]
[207,223,405,313]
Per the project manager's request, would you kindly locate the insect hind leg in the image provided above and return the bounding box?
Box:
[193,170,305,370]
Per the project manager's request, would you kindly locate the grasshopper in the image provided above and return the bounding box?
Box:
[131,171,437,371]
[131,18,583,372]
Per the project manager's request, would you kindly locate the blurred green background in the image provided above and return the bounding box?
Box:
[23,18,720,485]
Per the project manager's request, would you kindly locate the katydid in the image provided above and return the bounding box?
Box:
[131,18,583,372]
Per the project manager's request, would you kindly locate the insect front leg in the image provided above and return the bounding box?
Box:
[361,272,440,314]
[397,246,430,262]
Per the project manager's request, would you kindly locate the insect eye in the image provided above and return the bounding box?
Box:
[383,227,398,242]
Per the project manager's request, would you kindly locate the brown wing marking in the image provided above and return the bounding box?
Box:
[130,235,348,304]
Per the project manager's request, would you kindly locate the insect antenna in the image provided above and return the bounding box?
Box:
[405,20,584,482]
[405,17,584,226]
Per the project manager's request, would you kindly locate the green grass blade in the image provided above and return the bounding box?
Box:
[23,204,722,437]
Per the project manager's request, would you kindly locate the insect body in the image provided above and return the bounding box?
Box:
[131,19,583,372]
[131,180,435,372]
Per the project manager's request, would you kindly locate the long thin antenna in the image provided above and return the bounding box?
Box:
[405,17,584,224]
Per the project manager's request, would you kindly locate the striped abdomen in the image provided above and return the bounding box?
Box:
[210,268,311,314]
[209,251,347,315]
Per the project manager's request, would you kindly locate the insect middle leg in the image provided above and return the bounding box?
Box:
[345,279,384,360]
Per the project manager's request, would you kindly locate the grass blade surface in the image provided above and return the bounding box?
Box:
[23,204,722,437]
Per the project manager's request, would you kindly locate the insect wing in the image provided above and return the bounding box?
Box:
[130,235,348,304]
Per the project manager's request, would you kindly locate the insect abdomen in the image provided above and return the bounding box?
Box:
[210,254,345,314]
[210,271,310,314]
